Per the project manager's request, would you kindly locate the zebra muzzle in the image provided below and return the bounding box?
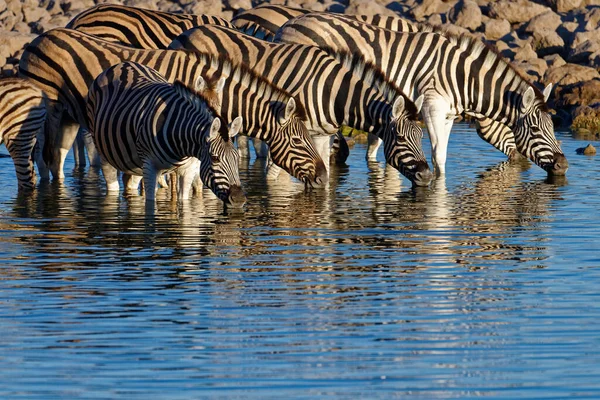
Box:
[226,185,247,208]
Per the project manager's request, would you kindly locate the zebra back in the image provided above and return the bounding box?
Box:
[232,5,419,41]
[87,61,244,204]
[0,77,46,189]
[18,28,326,185]
[67,4,234,49]
[169,25,431,185]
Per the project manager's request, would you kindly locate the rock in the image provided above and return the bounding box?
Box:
[576,143,597,154]
[513,42,539,61]
[0,31,36,60]
[545,54,567,68]
[224,0,252,11]
[489,0,550,24]
[447,0,482,30]
[532,30,565,57]
[484,18,511,40]
[552,0,582,13]
[546,63,600,87]
[428,13,443,25]
[439,23,470,36]
[513,58,548,82]
[562,79,600,106]
[561,21,579,34]
[572,29,600,49]
[183,0,222,15]
[523,11,562,34]
[412,0,456,21]
[584,7,600,31]
[345,0,396,16]
[570,38,600,67]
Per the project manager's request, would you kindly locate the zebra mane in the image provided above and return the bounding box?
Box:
[324,48,419,120]
[172,80,230,140]
[187,51,308,122]
[444,33,549,110]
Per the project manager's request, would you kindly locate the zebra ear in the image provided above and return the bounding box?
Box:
[543,83,552,103]
[215,77,226,94]
[228,116,243,139]
[280,97,296,123]
[194,75,206,92]
[209,118,221,141]
[521,86,536,112]
[392,96,405,119]
[414,95,424,114]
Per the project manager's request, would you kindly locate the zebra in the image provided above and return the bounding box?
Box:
[275,13,568,176]
[234,5,522,161]
[67,4,268,162]
[66,4,234,49]
[18,28,327,186]
[231,4,420,40]
[168,25,432,186]
[0,77,49,189]
[86,61,245,205]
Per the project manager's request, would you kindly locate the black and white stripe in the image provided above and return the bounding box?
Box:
[276,13,567,176]
[169,25,432,186]
[86,61,245,205]
[66,4,234,49]
[0,77,48,189]
[18,28,327,185]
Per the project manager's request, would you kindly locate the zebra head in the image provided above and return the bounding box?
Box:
[270,97,328,187]
[201,116,246,208]
[382,95,432,187]
[514,84,568,176]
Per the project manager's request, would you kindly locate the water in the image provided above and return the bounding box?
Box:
[1,124,599,399]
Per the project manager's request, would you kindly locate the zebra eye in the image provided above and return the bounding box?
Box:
[292,137,303,146]
[211,155,220,163]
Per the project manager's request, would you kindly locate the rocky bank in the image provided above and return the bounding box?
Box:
[1,0,599,131]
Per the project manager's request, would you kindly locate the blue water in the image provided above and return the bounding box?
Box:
[1,124,599,398]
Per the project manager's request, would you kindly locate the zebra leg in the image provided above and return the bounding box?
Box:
[252,138,269,158]
[157,174,169,188]
[265,154,283,181]
[311,134,331,176]
[237,135,250,159]
[33,138,50,181]
[177,160,200,201]
[332,130,350,165]
[72,128,86,167]
[366,133,382,161]
[101,161,120,193]
[81,128,102,167]
[123,174,142,194]
[422,100,453,176]
[142,161,159,202]
[51,119,80,180]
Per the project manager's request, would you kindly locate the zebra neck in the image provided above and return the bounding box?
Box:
[336,85,388,137]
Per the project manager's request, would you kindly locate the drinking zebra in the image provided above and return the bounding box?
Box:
[0,77,48,189]
[18,28,327,186]
[66,4,234,48]
[168,25,432,186]
[276,13,567,176]
[86,61,245,205]
[233,5,519,164]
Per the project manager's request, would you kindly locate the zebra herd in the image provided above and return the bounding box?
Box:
[0,3,568,208]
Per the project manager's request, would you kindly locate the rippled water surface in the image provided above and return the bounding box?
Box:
[1,124,599,398]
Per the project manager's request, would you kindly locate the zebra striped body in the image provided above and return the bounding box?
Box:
[86,61,245,205]
[18,28,326,186]
[231,4,419,40]
[234,5,517,161]
[66,4,234,49]
[169,25,432,186]
[276,13,567,176]
[0,77,48,189]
